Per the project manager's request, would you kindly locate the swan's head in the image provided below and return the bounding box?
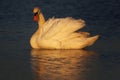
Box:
[33,7,41,14]
[33,7,41,22]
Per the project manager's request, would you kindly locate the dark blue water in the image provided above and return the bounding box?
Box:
[0,0,120,80]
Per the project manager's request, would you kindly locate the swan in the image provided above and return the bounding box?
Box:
[30,7,99,49]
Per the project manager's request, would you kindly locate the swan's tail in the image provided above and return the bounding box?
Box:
[60,35,99,49]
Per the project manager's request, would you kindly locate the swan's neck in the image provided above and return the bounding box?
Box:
[38,13,45,27]
[30,12,45,49]
[30,9,45,49]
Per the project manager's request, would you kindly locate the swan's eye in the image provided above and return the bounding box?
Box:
[34,12,38,16]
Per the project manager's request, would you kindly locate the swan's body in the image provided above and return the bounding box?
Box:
[30,7,99,49]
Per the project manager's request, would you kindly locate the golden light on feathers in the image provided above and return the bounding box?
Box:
[30,7,99,49]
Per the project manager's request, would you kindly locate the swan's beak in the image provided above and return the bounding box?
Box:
[33,12,39,22]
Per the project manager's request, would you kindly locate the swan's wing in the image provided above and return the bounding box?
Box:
[38,17,98,49]
[41,17,85,40]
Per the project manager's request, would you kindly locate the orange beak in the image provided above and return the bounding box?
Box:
[33,13,39,22]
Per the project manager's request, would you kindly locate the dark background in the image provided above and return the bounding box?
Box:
[0,0,120,38]
[0,0,120,80]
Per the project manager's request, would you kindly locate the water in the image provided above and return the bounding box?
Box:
[0,0,120,80]
[31,50,98,80]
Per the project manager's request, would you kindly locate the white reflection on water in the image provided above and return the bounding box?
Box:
[30,50,98,80]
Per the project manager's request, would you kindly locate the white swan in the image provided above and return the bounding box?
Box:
[30,7,99,49]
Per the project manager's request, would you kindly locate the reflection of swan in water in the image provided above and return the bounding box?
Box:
[30,7,99,49]
[31,49,98,80]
